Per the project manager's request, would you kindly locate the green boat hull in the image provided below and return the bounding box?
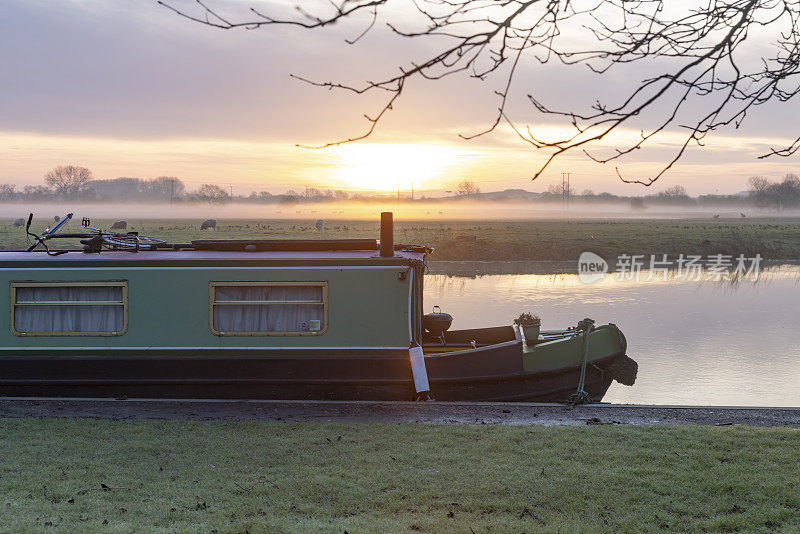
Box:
[0,323,632,402]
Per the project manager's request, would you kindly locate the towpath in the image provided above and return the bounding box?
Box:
[0,398,798,427]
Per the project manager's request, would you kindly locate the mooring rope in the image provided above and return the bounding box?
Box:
[568,318,595,406]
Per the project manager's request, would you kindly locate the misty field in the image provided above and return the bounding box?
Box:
[1,418,798,533]
[5,217,800,262]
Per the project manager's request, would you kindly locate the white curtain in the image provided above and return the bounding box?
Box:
[16,286,122,303]
[14,286,124,334]
[213,285,324,333]
[14,305,124,333]
[213,304,323,333]
[214,285,322,302]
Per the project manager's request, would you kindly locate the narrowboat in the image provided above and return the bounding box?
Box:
[0,212,636,402]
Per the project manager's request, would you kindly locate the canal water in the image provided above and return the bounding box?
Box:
[423,265,800,407]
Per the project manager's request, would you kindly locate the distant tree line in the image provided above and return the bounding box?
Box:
[538,183,749,209]
[0,165,352,205]
[747,174,800,210]
[0,166,195,203]
[2,166,800,210]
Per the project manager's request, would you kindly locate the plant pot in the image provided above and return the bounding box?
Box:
[522,324,540,341]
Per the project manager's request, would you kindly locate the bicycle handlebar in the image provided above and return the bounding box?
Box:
[44,213,73,236]
[24,212,163,254]
[26,212,73,253]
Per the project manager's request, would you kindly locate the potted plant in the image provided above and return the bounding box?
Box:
[514,312,541,341]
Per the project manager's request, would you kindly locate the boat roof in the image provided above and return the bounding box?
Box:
[0,249,427,263]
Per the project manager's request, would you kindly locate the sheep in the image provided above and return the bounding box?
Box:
[110,220,127,230]
[12,218,24,228]
[200,219,217,230]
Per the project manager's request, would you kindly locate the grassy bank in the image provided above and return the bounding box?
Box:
[1,419,798,532]
[5,217,800,262]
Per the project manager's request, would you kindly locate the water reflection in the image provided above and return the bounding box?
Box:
[423,265,800,407]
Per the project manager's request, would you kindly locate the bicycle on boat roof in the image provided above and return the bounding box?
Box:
[24,213,166,255]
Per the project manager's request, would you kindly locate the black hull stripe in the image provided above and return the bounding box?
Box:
[0,353,621,388]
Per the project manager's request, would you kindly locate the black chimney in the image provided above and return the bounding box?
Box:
[380,212,394,257]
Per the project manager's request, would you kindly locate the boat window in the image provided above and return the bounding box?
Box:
[210,282,327,336]
[11,281,127,336]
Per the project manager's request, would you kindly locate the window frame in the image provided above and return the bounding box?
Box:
[10,281,128,337]
[209,281,328,337]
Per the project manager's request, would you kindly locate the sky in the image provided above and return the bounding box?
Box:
[1,0,799,196]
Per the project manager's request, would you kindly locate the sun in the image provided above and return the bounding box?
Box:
[328,143,460,191]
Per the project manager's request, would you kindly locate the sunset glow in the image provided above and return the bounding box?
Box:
[329,143,461,192]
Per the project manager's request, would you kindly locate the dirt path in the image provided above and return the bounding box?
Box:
[1,398,798,427]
